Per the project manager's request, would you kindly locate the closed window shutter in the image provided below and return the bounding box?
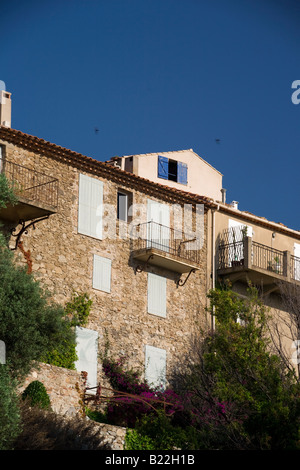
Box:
[75,327,98,393]
[78,174,103,239]
[145,345,166,389]
[148,273,166,317]
[147,199,170,252]
[177,161,187,184]
[93,255,111,293]
[157,155,168,179]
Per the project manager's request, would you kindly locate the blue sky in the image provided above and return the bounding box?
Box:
[1,0,300,230]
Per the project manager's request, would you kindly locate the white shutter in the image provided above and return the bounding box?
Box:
[75,327,98,393]
[78,173,103,239]
[93,255,111,293]
[147,199,170,251]
[228,219,252,264]
[145,345,166,389]
[148,272,166,317]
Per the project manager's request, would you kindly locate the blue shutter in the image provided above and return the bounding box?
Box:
[177,162,187,185]
[157,155,169,179]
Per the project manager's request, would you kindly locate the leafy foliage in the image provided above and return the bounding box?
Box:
[0,173,18,210]
[171,286,300,450]
[0,365,21,450]
[65,291,92,328]
[22,380,51,410]
[0,244,76,379]
[43,291,92,369]
[14,401,108,450]
[101,355,183,428]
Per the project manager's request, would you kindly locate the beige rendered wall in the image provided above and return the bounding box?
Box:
[122,149,223,201]
[213,209,300,255]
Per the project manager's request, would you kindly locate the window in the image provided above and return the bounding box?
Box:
[93,254,111,293]
[78,173,103,239]
[145,345,166,389]
[147,272,166,317]
[75,327,98,394]
[117,190,132,222]
[157,155,187,185]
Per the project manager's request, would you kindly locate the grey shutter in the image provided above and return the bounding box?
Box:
[148,272,166,317]
[78,173,103,239]
[75,327,98,393]
[145,345,166,389]
[93,255,111,293]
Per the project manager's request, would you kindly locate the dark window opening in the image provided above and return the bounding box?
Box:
[168,159,178,182]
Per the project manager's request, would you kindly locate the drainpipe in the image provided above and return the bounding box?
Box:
[211,204,220,331]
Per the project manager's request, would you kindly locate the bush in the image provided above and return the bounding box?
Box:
[22,380,51,410]
[0,365,21,450]
[14,401,109,450]
[125,411,199,450]
[102,356,184,428]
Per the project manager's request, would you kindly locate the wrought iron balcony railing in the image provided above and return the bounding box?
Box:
[131,221,201,265]
[3,159,58,210]
[217,237,300,283]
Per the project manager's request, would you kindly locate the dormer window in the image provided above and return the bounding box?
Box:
[157,155,187,185]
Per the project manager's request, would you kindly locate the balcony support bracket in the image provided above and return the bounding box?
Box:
[176,268,196,287]
[10,215,50,251]
[135,254,154,273]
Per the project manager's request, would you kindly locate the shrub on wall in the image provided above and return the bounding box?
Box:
[42,291,92,370]
[21,380,51,410]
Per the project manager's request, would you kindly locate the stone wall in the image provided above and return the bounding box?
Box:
[19,363,84,416]
[19,362,127,450]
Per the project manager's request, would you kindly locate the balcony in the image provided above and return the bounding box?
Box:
[217,236,300,293]
[131,221,201,275]
[0,160,58,224]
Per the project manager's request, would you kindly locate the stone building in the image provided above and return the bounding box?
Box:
[1,90,300,406]
[0,114,213,392]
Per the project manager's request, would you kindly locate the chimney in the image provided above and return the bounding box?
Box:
[0,90,12,127]
[221,188,227,203]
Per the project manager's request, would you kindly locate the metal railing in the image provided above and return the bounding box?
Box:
[132,221,201,265]
[290,255,300,282]
[252,241,284,276]
[3,160,58,209]
[218,236,300,283]
[217,241,244,269]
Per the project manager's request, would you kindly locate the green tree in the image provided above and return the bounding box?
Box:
[171,286,300,450]
[0,244,75,379]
